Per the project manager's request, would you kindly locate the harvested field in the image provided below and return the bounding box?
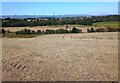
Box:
[2,32,118,81]
[3,25,91,33]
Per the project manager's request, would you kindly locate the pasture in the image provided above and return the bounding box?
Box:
[93,21,119,28]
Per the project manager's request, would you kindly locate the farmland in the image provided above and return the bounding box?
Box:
[93,21,119,28]
[2,25,89,33]
[1,15,119,81]
[1,1,120,82]
[2,32,118,81]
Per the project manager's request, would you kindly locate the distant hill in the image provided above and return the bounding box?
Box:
[1,14,95,19]
[1,14,117,19]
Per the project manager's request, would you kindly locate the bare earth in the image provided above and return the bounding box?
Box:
[2,32,118,81]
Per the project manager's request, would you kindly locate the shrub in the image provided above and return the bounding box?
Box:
[15,27,83,35]
[95,28,105,32]
[37,30,42,34]
[31,30,37,34]
[29,25,34,27]
[15,29,34,34]
[87,27,120,33]
[106,27,117,32]
[71,27,82,33]
[88,28,95,33]
[45,29,55,34]
[55,29,69,34]
[0,29,6,34]
[87,28,90,33]
[118,28,120,32]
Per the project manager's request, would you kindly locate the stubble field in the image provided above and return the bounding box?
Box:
[2,32,118,81]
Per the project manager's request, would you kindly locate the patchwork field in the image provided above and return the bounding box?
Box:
[2,32,118,81]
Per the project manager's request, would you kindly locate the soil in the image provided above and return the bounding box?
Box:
[2,32,118,81]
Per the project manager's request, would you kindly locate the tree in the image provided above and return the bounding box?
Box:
[87,28,90,33]
[55,29,69,34]
[95,28,105,32]
[89,28,95,33]
[2,29,5,34]
[71,27,82,33]
[45,29,55,34]
[37,30,42,34]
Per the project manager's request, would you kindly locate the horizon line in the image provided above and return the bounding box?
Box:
[1,13,118,16]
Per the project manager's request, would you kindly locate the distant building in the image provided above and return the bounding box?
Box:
[27,19,31,22]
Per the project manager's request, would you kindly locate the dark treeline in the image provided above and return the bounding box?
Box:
[16,27,82,34]
[0,27,82,35]
[87,27,120,33]
[1,27,120,38]
[2,15,119,27]
[1,27,120,36]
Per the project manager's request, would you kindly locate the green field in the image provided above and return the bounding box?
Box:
[93,21,119,27]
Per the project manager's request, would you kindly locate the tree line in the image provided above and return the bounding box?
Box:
[87,27,120,33]
[0,27,82,35]
[2,15,119,27]
[1,27,120,36]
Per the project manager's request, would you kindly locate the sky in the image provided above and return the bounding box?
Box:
[2,2,118,15]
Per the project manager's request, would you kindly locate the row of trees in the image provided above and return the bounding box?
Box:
[2,15,119,27]
[87,27,120,33]
[1,27,120,35]
[15,27,82,34]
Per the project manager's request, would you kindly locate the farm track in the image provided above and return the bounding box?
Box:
[2,32,119,81]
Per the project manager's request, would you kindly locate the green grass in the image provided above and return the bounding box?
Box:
[93,21,119,28]
[2,33,41,38]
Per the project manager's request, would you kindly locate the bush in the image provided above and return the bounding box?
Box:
[87,27,120,33]
[31,30,37,34]
[87,28,95,33]
[0,29,6,34]
[71,27,82,33]
[45,29,55,34]
[117,28,120,32]
[106,27,117,32]
[37,30,42,34]
[95,28,105,32]
[15,29,36,34]
[87,28,90,33]
[15,27,83,35]
[55,29,69,34]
